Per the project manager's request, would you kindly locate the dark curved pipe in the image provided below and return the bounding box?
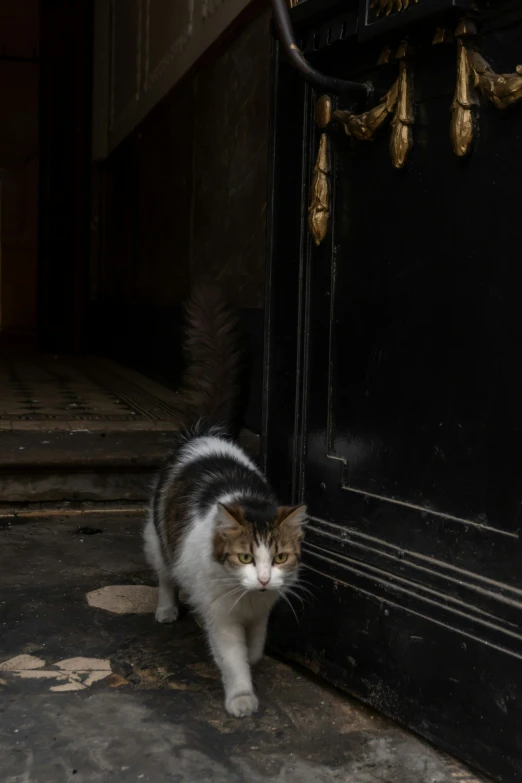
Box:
[271,0,372,97]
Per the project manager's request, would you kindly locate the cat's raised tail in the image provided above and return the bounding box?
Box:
[174,285,244,434]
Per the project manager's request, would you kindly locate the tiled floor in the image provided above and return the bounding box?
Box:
[0,339,259,506]
[0,340,181,432]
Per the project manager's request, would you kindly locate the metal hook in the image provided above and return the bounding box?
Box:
[271,0,373,98]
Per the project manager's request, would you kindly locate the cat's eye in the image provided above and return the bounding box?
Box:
[238,553,253,564]
[273,553,288,564]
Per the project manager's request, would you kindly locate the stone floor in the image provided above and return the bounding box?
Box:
[0,337,182,432]
[0,512,488,783]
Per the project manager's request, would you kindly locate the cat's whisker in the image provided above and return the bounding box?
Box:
[213,586,244,606]
[286,585,317,607]
[291,584,316,600]
[229,589,248,614]
[283,587,305,606]
[295,576,319,589]
[295,578,325,598]
[293,580,315,593]
[283,585,303,601]
[279,591,300,625]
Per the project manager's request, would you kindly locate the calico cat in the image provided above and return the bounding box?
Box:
[143,286,306,718]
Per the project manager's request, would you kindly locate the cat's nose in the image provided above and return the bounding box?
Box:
[258,576,270,587]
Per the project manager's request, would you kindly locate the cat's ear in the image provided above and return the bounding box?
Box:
[216,503,245,533]
[276,504,307,535]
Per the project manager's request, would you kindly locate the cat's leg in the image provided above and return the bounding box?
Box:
[155,577,179,623]
[246,615,268,665]
[207,620,258,717]
[143,517,179,623]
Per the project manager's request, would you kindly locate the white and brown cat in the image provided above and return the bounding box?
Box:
[144,286,306,717]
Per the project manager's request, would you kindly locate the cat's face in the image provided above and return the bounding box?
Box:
[213,502,306,592]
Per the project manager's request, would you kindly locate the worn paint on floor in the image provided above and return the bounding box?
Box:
[86,584,158,614]
[0,654,112,691]
[0,514,488,783]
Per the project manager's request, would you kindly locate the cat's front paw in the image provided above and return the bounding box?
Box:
[155,605,179,623]
[225,692,259,718]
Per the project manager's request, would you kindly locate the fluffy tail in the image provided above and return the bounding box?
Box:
[175,286,244,435]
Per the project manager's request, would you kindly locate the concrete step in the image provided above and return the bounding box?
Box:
[0,347,260,506]
[0,429,174,503]
[0,428,260,505]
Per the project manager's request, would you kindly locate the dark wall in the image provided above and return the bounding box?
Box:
[0,0,39,334]
[39,0,93,352]
[90,10,271,433]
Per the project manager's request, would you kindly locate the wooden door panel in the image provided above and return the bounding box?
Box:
[265,2,522,780]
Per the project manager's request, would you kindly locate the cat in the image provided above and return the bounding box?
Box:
[143,286,306,718]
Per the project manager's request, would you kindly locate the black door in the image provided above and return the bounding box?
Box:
[264,2,522,781]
